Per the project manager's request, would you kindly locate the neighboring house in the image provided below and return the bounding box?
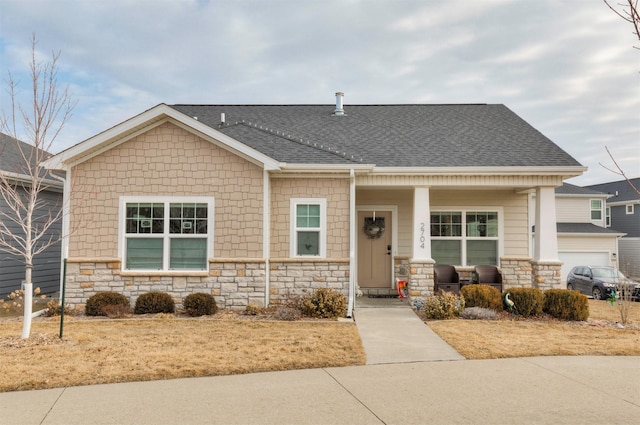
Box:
[585,178,640,279]
[42,94,586,316]
[0,132,63,297]
[550,183,625,282]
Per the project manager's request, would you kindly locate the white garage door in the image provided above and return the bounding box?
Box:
[558,252,610,283]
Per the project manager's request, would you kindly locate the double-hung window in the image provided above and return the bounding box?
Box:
[121,197,213,271]
[430,210,500,266]
[590,199,602,221]
[290,198,326,257]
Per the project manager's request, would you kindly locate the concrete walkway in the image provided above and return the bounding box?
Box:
[2,357,639,424]
[353,299,464,364]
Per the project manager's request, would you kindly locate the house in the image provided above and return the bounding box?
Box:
[585,178,640,279]
[42,94,587,316]
[548,183,625,282]
[0,132,63,297]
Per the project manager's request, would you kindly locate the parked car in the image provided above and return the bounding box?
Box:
[566,266,640,300]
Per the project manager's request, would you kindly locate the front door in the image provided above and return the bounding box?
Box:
[357,210,392,288]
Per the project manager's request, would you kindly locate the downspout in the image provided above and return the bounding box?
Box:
[50,169,70,300]
[347,169,356,318]
[263,169,271,307]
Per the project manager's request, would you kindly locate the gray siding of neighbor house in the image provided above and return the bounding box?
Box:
[0,188,62,297]
[610,204,639,237]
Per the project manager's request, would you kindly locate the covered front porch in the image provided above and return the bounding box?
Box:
[351,173,565,304]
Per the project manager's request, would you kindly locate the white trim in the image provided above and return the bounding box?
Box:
[290,198,327,258]
[430,206,505,266]
[118,196,214,271]
[356,204,399,289]
[347,169,356,317]
[367,166,587,177]
[626,204,634,215]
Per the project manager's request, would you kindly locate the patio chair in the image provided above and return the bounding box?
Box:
[472,265,503,293]
[434,265,460,295]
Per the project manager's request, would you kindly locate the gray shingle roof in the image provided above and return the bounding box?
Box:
[556,223,624,234]
[170,104,581,168]
[585,178,640,202]
[556,183,607,196]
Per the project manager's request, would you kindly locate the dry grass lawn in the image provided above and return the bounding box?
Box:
[0,315,365,392]
[1,299,639,392]
[428,300,640,359]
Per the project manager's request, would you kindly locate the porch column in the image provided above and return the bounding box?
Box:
[534,186,559,262]
[533,186,562,289]
[412,187,432,261]
[409,187,434,299]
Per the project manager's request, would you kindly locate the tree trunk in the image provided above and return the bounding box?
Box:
[21,266,33,339]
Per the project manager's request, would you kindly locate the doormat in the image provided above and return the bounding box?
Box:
[367,294,399,298]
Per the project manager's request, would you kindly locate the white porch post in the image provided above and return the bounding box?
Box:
[412,187,433,261]
[534,186,559,262]
[532,186,563,289]
[409,187,435,299]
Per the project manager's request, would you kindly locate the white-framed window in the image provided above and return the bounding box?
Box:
[290,198,326,258]
[626,204,634,215]
[590,199,602,221]
[120,197,214,271]
[430,209,501,266]
[605,207,611,227]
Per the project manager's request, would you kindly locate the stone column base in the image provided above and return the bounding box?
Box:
[408,258,435,300]
[531,261,563,290]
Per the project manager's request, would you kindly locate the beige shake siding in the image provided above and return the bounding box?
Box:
[69,122,264,259]
[270,177,350,259]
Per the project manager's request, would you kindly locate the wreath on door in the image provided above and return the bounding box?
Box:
[363,217,385,239]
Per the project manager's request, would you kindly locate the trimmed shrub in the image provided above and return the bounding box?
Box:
[423,292,465,320]
[460,284,502,311]
[302,288,347,319]
[504,287,544,317]
[183,293,217,317]
[460,306,497,320]
[543,289,589,321]
[134,291,175,314]
[85,292,130,317]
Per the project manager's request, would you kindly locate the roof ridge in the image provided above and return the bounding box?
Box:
[232,121,365,163]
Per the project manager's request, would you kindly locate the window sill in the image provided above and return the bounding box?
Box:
[120,270,209,277]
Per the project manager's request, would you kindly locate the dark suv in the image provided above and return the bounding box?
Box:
[566,266,640,300]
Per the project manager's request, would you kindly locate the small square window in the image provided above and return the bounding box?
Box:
[626,204,634,215]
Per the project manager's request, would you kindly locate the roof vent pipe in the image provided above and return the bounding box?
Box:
[334,92,345,116]
[220,113,226,125]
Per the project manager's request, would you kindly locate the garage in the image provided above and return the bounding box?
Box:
[558,252,610,283]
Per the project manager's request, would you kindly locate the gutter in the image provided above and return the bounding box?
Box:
[347,169,356,318]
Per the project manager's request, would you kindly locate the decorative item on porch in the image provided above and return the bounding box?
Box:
[363,216,385,239]
[397,280,408,298]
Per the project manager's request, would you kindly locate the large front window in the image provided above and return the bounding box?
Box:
[122,197,213,271]
[291,198,326,257]
[431,210,499,266]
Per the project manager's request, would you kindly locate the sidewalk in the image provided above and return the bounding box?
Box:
[2,357,639,424]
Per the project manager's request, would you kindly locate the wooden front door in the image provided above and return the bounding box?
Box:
[357,210,392,288]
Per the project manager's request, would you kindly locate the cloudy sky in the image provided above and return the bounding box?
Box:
[1,0,638,185]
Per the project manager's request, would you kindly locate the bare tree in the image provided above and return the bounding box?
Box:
[0,35,75,338]
[604,0,640,47]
